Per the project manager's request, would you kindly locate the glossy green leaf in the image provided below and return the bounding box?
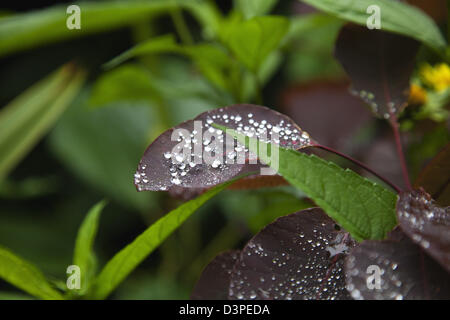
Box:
[0,63,86,181]
[89,178,241,299]
[301,0,446,53]
[218,125,398,241]
[0,246,63,300]
[222,15,290,72]
[0,1,175,57]
[73,200,107,293]
[235,0,278,19]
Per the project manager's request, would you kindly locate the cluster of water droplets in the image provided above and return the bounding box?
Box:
[134,163,150,190]
[350,88,399,119]
[135,108,311,191]
[228,216,350,300]
[346,250,405,300]
[397,190,448,250]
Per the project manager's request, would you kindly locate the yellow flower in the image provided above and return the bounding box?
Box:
[420,63,450,92]
[408,83,427,105]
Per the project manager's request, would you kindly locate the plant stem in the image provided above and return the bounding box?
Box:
[312,144,401,193]
[253,72,263,105]
[169,1,193,45]
[377,34,411,190]
[389,112,412,190]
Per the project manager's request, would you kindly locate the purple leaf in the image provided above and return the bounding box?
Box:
[362,133,406,190]
[334,24,419,119]
[281,81,373,152]
[228,175,289,190]
[191,250,240,300]
[228,208,355,300]
[414,143,450,206]
[135,104,314,192]
[397,188,450,272]
[345,230,450,300]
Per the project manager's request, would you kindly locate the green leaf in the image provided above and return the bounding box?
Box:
[0,1,175,58]
[89,178,242,299]
[0,63,86,181]
[48,100,157,212]
[104,36,234,93]
[181,0,223,39]
[184,44,234,92]
[222,15,290,72]
[285,13,343,43]
[301,0,446,53]
[103,34,180,69]
[235,0,278,19]
[89,64,159,107]
[0,246,63,300]
[73,200,107,293]
[217,125,398,241]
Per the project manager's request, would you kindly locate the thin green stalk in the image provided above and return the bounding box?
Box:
[253,72,263,105]
[169,1,194,45]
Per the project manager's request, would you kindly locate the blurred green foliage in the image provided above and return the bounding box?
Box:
[0,0,448,300]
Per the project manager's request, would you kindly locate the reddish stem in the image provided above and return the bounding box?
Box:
[377,35,411,190]
[312,144,401,193]
[389,113,412,190]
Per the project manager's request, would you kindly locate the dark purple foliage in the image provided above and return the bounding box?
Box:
[397,188,450,272]
[345,229,450,300]
[191,251,240,300]
[281,81,373,152]
[134,104,314,193]
[219,208,355,300]
[414,143,450,206]
[334,24,419,119]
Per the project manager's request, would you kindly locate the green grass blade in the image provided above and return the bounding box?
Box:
[89,178,241,299]
[0,246,64,300]
[0,1,176,58]
[0,63,86,181]
[73,200,107,293]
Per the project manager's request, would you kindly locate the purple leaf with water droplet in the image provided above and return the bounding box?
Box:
[345,229,450,300]
[228,208,355,300]
[397,188,450,272]
[135,104,314,192]
[281,81,373,152]
[334,24,419,119]
[414,142,450,206]
[191,250,240,300]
